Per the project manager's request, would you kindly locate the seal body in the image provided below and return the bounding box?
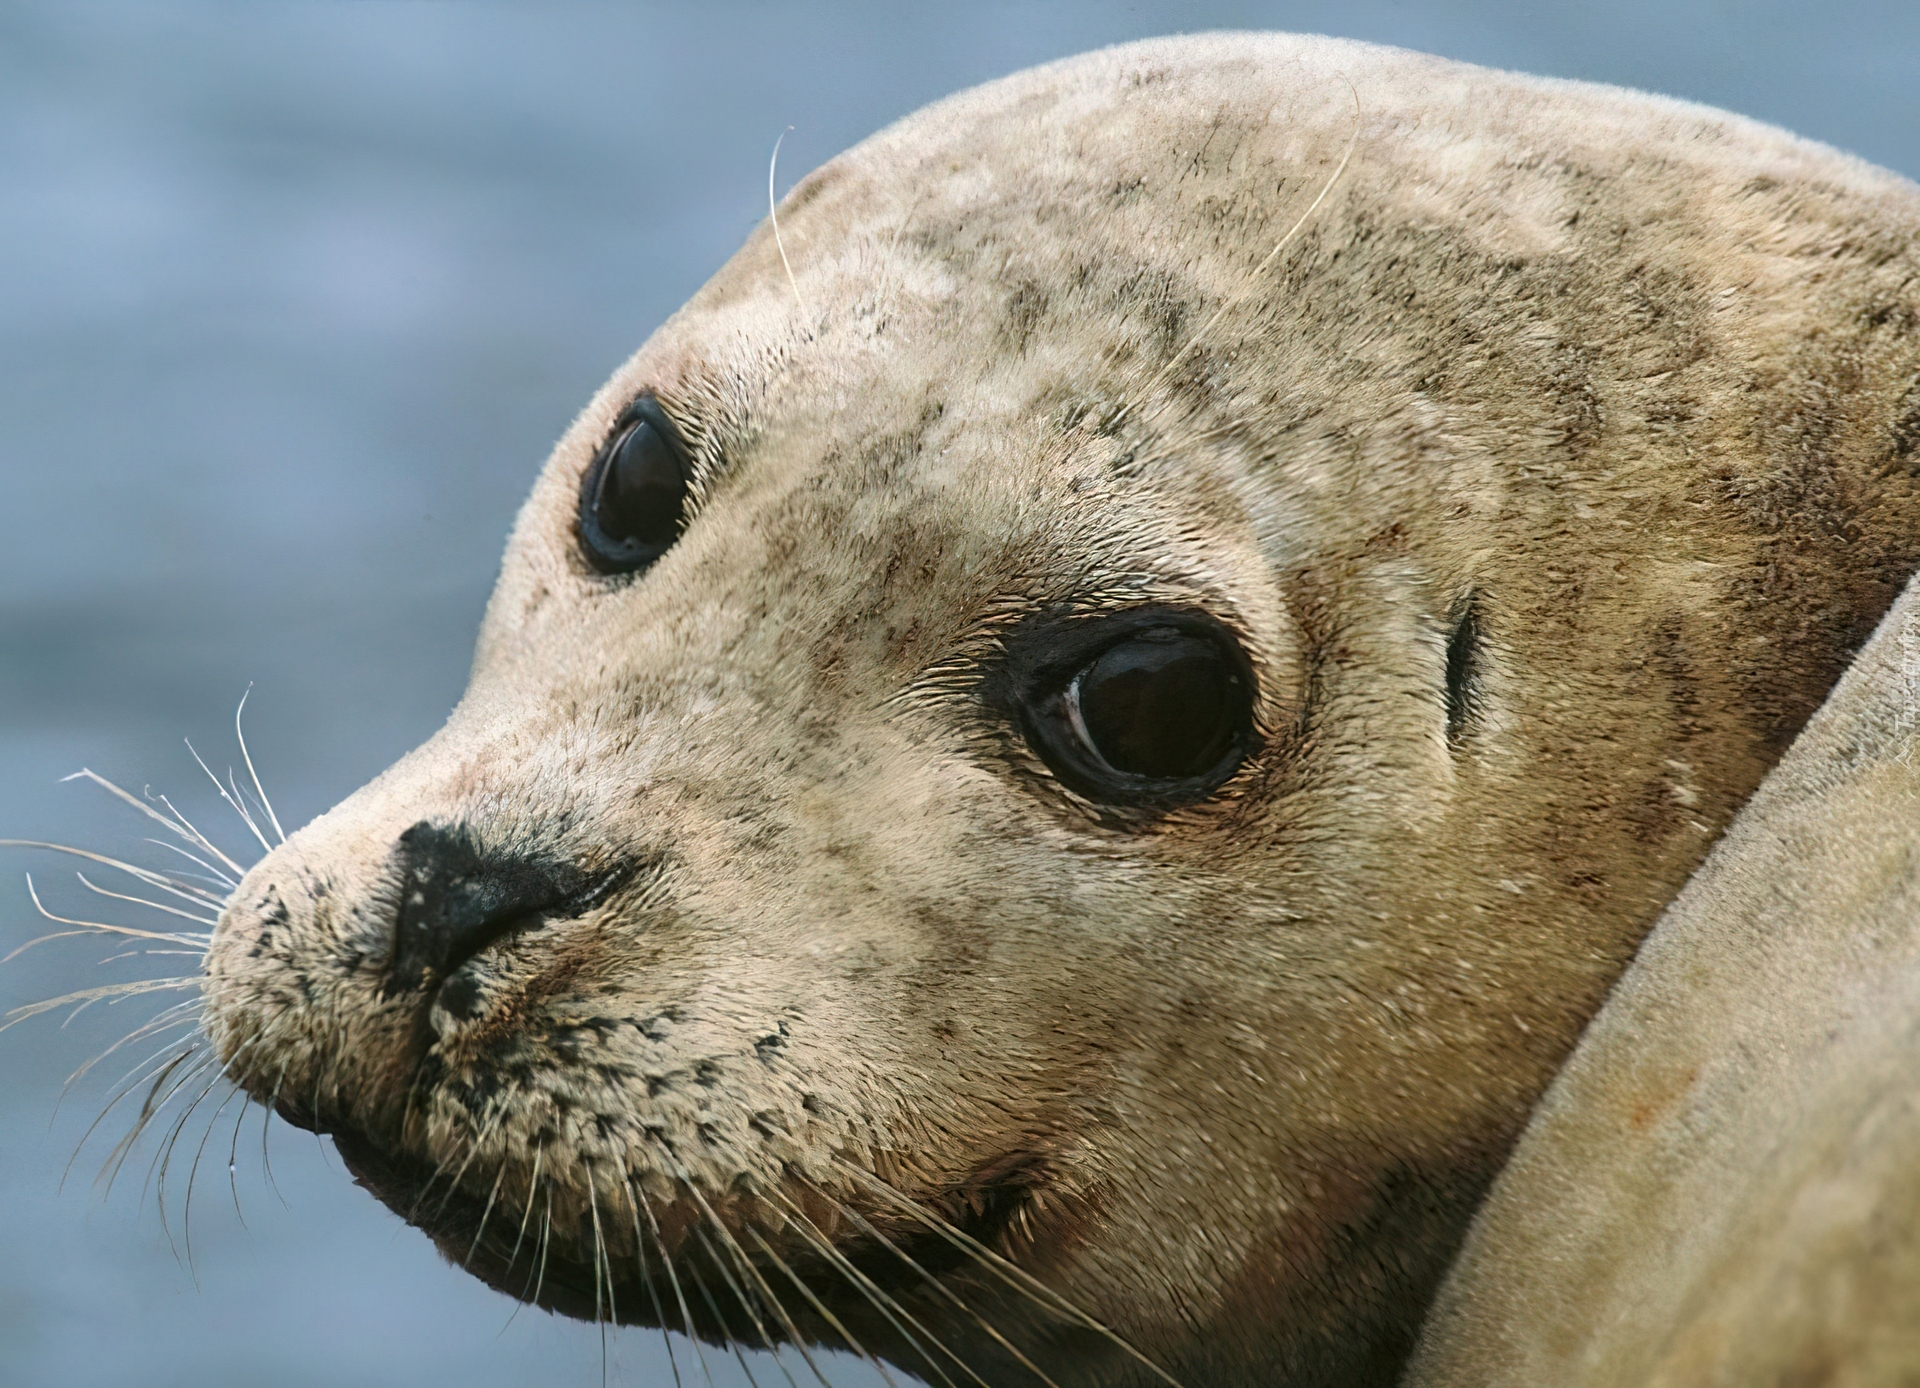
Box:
[199,33,1920,1387]
[1406,572,1920,1387]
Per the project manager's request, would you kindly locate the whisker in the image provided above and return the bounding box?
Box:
[96,1042,211,1193]
[432,1101,507,1226]
[225,1088,251,1226]
[1131,74,1361,426]
[463,1162,509,1270]
[58,770,245,879]
[634,1176,720,1388]
[588,1170,615,1388]
[748,1225,903,1388]
[64,1001,202,1094]
[762,1188,968,1388]
[149,1071,226,1269]
[693,1223,803,1388]
[872,189,928,323]
[832,1162,1184,1388]
[3,974,202,1033]
[622,1168,686,1388]
[233,686,288,845]
[667,1167,830,1388]
[0,838,228,909]
[684,1227,769,1388]
[768,127,810,323]
[141,837,237,892]
[184,739,272,857]
[179,1080,245,1269]
[803,1179,1064,1388]
[73,872,218,926]
[406,1099,495,1229]
[261,1064,289,1206]
[504,1144,544,1283]
[70,1042,200,1193]
[9,872,207,953]
[150,790,245,879]
[6,927,184,967]
[93,948,207,965]
[147,1031,259,1219]
[530,1184,554,1308]
[502,1167,553,1334]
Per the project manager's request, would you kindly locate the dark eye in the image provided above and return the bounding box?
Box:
[577,397,692,574]
[1067,630,1241,778]
[993,608,1258,810]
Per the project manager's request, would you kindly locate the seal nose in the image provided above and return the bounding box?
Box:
[387,821,578,994]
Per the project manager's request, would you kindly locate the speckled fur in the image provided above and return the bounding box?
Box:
[202,33,1920,1388]
[1407,571,1920,1387]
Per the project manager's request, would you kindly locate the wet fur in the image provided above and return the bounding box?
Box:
[199,33,1920,1387]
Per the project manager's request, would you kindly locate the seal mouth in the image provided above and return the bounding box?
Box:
[324,1120,1063,1351]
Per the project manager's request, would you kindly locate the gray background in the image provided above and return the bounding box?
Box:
[1,3,1914,1385]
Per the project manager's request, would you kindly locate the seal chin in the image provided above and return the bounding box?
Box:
[327,1112,1087,1372]
[328,1124,629,1324]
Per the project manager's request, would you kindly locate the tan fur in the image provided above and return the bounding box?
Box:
[199,34,1920,1387]
[1406,571,1920,1386]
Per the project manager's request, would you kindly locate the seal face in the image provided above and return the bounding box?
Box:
[198,32,1920,1388]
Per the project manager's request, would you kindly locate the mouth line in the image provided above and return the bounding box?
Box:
[324,1119,1053,1346]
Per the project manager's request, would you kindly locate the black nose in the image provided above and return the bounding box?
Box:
[386,822,585,995]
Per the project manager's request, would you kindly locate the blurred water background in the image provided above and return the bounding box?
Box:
[1,3,1915,1385]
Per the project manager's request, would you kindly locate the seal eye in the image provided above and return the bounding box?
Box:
[992,607,1258,810]
[1066,631,1241,780]
[577,397,692,574]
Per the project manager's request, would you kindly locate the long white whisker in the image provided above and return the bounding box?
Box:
[149,790,245,878]
[67,1036,202,1179]
[834,1162,1185,1388]
[0,839,227,909]
[184,740,271,856]
[805,1177,1065,1388]
[769,127,810,323]
[86,1045,206,1197]
[141,837,237,891]
[73,872,218,926]
[57,771,245,878]
[622,1168,685,1388]
[65,1002,203,1090]
[634,1177,720,1388]
[8,876,205,956]
[234,686,287,844]
[683,1230,770,1388]
[695,1223,802,1388]
[748,1225,895,1388]
[763,1188,966,1388]
[463,1163,509,1270]
[2,975,201,1033]
[667,1165,832,1388]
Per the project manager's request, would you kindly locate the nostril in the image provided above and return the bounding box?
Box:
[386,821,592,996]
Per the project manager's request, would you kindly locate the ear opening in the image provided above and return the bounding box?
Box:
[1444,594,1481,746]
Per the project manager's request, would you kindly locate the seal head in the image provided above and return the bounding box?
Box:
[201,33,1920,1387]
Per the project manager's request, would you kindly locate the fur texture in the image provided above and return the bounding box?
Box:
[200,33,1920,1387]
[1406,570,1920,1387]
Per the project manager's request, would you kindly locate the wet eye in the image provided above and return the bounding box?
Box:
[577,397,692,574]
[1066,631,1241,779]
[994,609,1258,810]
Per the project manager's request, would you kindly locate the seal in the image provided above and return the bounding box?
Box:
[1405,570,1920,1386]
[196,32,1920,1388]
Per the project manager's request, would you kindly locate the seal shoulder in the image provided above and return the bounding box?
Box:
[1408,573,1920,1386]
